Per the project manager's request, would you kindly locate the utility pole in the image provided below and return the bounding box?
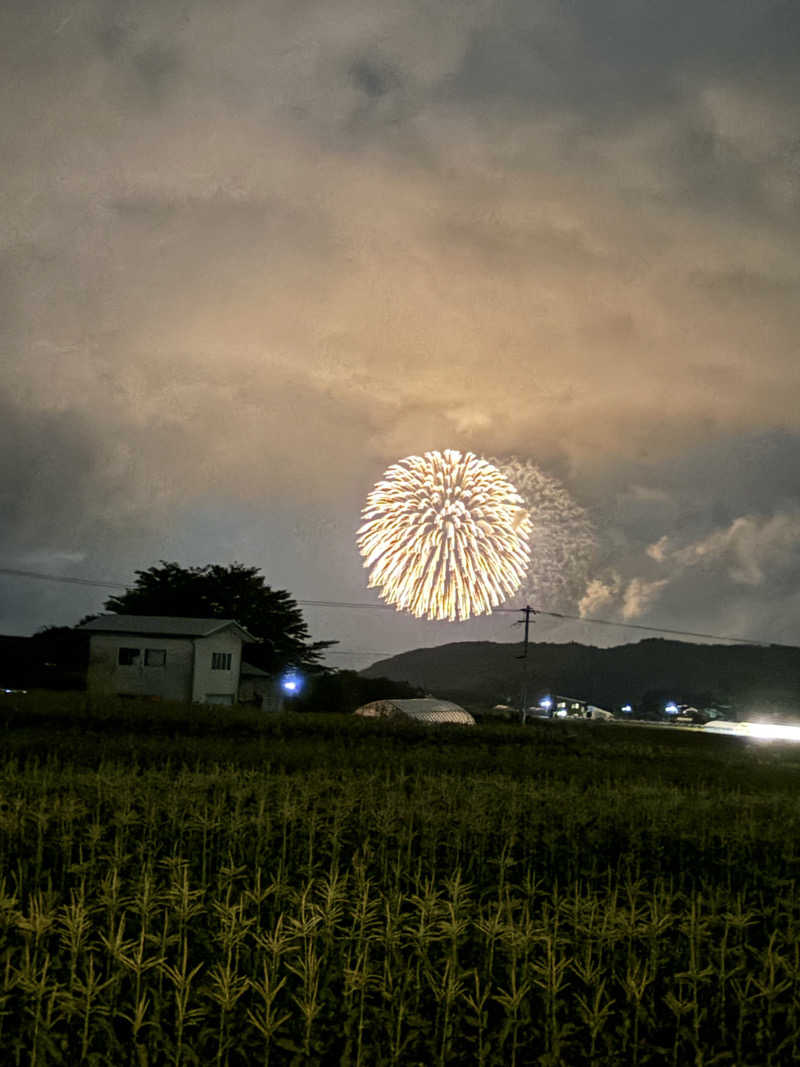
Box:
[519,605,532,724]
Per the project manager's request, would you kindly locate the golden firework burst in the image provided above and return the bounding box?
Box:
[357,449,531,621]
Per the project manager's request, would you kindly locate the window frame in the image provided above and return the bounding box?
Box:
[211,652,232,671]
[144,648,166,667]
[118,647,141,666]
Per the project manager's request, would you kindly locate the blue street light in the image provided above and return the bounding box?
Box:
[539,696,553,710]
[621,704,633,713]
[281,672,302,695]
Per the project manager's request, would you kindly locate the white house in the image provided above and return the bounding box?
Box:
[77,615,257,705]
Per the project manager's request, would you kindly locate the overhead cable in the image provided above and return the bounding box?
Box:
[0,565,794,649]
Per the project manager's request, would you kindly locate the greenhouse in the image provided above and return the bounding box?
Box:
[354,698,475,726]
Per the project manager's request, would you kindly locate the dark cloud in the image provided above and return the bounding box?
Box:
[587,431,800,538]
[664,432,800,521]
[0,395,98,548]
[349,57,400,100]
[571,429,800,644]
[448,1,800,121]
[131,44,182,104]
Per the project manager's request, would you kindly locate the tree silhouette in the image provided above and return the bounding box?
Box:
[104,561,336,674]
[294,670,424,714]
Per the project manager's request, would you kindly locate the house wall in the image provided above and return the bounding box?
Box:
[192,631,243,704]
[87,635,194,702]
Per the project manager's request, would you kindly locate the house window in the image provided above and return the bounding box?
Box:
[145,649,166,667]
[118,648,140,666]
[211,652,232,671]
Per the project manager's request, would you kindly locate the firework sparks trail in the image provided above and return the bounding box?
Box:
[488,456,597,610]
[357,450,531,621]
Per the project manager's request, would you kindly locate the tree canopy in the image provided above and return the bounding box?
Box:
[103,561,336,674]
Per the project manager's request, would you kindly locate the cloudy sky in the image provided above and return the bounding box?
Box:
[2,0,800,666]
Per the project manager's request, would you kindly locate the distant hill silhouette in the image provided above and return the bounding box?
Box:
[361,639,800,715]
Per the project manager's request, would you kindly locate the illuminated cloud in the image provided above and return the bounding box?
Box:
[622,578,669,621]
[653,513,800,588]
[646,536,670,563]
[579,576,622,619]
[2,0,800,650]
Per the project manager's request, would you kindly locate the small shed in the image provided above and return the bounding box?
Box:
[239,662,281,711]
[77,615,256,705]
[354,698,475,726]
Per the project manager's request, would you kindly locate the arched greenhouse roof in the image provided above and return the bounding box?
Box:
[354,698,475,726]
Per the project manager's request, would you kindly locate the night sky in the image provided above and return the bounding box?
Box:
[2,1,800,667]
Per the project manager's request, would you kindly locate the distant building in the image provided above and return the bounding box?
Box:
[77,615,256,705]
[547,696,614,720]
[548,695,591,718]
[586,705,615,721]
[489,704,519,722]
[354,697,475,726]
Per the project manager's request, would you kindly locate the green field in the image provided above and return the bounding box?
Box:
[2,693,800,1065]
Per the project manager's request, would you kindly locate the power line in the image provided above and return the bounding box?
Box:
[296,599,398,611]
[324,649,403,658]
[0,567,125,590]
[0,564,794,649]
[514,607,784,648]
[301,598,791,649]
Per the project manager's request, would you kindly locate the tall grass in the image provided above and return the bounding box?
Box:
[2,692,800,1063]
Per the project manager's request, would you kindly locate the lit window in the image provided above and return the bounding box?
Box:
[118,648,140,666]
[211,652,232,671]
[145,649,166,667]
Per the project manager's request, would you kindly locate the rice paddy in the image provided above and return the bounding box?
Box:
[2,692,800,1064]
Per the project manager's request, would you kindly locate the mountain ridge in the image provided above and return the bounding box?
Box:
[360,638,800,713]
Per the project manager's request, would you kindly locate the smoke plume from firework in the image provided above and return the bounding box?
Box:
[488,456,596,610]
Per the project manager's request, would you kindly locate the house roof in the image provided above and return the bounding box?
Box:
[76,615,257,643]
[240,662,270,677]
